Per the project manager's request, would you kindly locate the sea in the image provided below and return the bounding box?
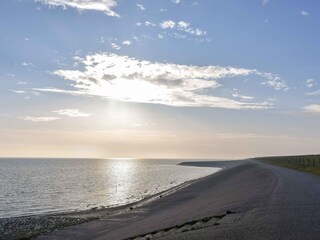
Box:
[0,158,220,219]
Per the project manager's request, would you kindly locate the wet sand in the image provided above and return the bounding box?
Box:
[35,160,320,240]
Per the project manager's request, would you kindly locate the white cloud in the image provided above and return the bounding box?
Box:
[171,0,181,4]
[33,87,88,96]
[111,43,121,50]
[160,20,176,29]
[36,53,277,110]
[145,21,156,27]
[122,40,132,45]
[261,73,289,91]
[11,90,26,94]
[53,109,91,117]
[232,90,254,101]
[136,4,145,11]
[301,11,310,16]
[21,116,60,122]
[160,20,206,36]
[306,79,316,88]
[177,21,190,28]
[34,0,119,17]
[22,62,34,67]
[262,0,269,6]
[138,19,207,39]
[304,104,320,114]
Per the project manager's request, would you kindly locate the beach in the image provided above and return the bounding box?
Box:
[2,160,320,239]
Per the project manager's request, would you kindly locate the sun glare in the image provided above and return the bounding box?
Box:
[92,79,170,103]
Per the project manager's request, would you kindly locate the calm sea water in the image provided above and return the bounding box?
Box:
[0,158,220,218]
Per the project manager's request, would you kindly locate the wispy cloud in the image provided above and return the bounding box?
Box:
[262,0,269,6]
[34,53,279,110]
[171,0,181,4]
[111,42,121,50]
[6,73,15,78]
[138,20,207,40]
[261,73,289,91]
[10,90,26,94]
[22,62,34,67]
[306,89,320,96]
[53,109,91,117]
[21,116,60,122]
[306,79,316,88]
[33,88,88,96]
[301,11,310,16]
[232,90,254,101]
[144,21,156,27]
[304,104,320,114]
[17,81,28,85]
[34,0,119,17]
[122,40,132,45]
[160,20,206,36]
[136,4,145,11]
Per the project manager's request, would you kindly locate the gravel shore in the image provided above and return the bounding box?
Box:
[0,215,96,240]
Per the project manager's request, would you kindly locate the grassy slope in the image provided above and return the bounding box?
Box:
[254,155,320,177]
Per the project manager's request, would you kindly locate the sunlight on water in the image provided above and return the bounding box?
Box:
[0,158,220,218]
[108,159,136,202]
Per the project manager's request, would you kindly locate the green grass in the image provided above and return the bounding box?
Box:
[254,154,320,177]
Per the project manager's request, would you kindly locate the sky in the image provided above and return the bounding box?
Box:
[0,0,319,159]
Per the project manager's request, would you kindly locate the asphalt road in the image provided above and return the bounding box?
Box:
[37,160,320,240]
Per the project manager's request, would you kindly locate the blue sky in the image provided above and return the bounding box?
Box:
[0,0,319,158]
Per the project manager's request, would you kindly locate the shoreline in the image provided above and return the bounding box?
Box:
[0,161,236,240]
[35,160,320,240]
[0,158,223,220]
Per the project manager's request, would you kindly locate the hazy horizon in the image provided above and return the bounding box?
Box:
[1,0,319,159]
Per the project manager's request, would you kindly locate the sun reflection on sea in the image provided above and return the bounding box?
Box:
[104,159,137,203]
